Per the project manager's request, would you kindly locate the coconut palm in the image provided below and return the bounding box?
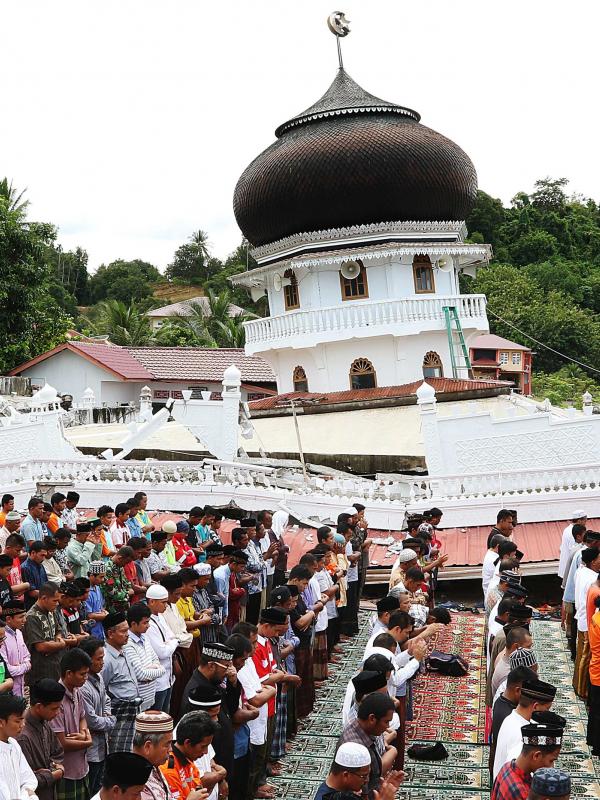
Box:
[93,299,153,346]
[0,178,29,218]
[157,289,255,348]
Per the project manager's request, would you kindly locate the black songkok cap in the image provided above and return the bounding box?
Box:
[287,584,300,597]
[231,549,249,564]
[205,543,224,556]
[188,684,223,708]
[352,670,388,697]
[60,582,82,598]
[201,642,235,662]
[377,596,400,614]
[270,586,291,605]
[103,611,127,633]
[504,583,528,599]
[76,521,92,534]
[521,723,563,747]
[509,604,534,619]
[521,678,557,702]
[103,752,153,789]
[531,767,571,796]
[240,518,257,528]
[260,606,289,625]
[223,545,237,557]
[531,710,567,728]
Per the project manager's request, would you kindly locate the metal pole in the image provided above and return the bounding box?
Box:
[290,399,308,483]
[337,37,343,69]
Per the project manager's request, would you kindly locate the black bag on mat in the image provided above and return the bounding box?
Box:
[426,650,469,676]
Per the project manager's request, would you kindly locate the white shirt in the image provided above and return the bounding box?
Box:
[195,745,218,800]
[493,709,528,778]
[575,565,598,631]
[314,568,338,619]
[147,613,178,690]
[346,541,359,583]
[0,738,37,800]
[482,550,498,595]
[487,613,504,661]
[558,524,575,579]
[238,657,267,745]
[309,575,328,633]
[163,603,193,648]
[259,535,275,577]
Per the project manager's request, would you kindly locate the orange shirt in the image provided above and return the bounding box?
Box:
[160,747,202,800]
[0,511,6,527]
[47,513,61,534]
[587,583,600,629]
[589,610,600,686]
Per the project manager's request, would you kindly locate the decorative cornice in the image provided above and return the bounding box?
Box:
[252,219,468,264]
[276,104,420,136]
[231,239,491,286]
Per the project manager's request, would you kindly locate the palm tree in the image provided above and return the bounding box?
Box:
[159,289,255,348]
[0,178,29,218]
[93,299,153,346]
[190,230,211,261]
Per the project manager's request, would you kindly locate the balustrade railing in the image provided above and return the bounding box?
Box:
[244,294,487,345]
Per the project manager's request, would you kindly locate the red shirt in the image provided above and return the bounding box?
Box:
[491,760,531,800]
[124,561,137,585]
[253,634,276,717]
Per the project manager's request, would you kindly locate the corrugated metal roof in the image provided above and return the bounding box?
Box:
[147,297,244,318]
[249,377,509,411]
[470,334,531,352]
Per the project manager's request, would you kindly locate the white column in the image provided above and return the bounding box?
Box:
[416,381,445,477]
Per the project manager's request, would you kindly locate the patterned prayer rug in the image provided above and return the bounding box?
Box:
[274,609,600,800]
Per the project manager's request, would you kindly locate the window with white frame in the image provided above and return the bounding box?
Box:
[512,352,522,365]
[499,351,509,365]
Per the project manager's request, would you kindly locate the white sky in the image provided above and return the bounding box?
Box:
[1,1,598,272]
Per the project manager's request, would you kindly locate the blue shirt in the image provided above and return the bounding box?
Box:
[21,558,48,609]
[213,564,231,619]
[21,515,44,546]
[195,524,211,562]
[126,517,143,539]
[564,549,583,603]
[85,586,106,639]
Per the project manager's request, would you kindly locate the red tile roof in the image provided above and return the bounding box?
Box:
[249,377,509,411]
[128,347,275,383]
[10,343,275,384]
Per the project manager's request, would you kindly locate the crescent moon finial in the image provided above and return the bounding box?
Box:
[327,11,351,70]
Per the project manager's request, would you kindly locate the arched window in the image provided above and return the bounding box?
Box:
[283,269,300,310]
[413,254,435,294]
[423,351,443,378]
[340,260,369,300]
[350,358,377,390]
[293,366,308,392]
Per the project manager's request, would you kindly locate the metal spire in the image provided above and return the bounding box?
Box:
[327,11,351,70]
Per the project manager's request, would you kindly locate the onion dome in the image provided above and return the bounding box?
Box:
[233,69,478,248]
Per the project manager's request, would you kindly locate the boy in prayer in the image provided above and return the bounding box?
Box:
[0,602,30,697]
[50,648,93,800]
[84,561,108,639]
[493,679,556,779]
[17,678,66,800]
[42,537,64,586]
[124,603,165,711]
[0,694,37,800]
[94,752,153,800]
[79,637,116,796]
[492,721,564,800]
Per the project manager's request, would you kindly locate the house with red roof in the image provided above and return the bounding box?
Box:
[9,342,276,409]
[469,334,533,394]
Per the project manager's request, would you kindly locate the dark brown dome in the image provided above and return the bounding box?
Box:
[233,69,478,248]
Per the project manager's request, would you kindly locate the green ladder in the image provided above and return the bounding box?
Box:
[443,306,473,379]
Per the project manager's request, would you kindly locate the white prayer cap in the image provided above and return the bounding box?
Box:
[342,507,358,516]
[146,584,169,600]
[162,520,177,534]
[194,563,212,576]
[572,509,587,519]
[335,742,371,768]
[397,548,418,563]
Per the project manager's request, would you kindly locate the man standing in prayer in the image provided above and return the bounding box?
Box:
[132,710,175,800]
[24,582,68,684]
[67,522,103,580]
[483,535,507,598]
[17,678,66,800]
[0,601,30,697]
[101,611,141,752]
[145,584,178,713]
[493,679,557,779]
[0,510,22,551]
[489,665,537,780]
[124,603,166,711]
[0,694,37,800]
[492,722,564,800]
[50,648,93,800]
[160,711,219,800]
[558,511,587,579]
[573,547,600,698]
[79,637,116,796]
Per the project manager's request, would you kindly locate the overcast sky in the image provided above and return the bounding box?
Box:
[1,1,597,272]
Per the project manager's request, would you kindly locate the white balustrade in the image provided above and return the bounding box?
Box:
[244,294,487,347]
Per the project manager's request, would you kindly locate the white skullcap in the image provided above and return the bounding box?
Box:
[146,584,169,600]
[342,507,357,516]
[194,563,212,576]
[397,548,418,563]
[162,520,177,534]
[573,509,587,519]
[335,742,371,768]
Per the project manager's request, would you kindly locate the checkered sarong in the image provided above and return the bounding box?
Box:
[56,776,90,800]
[270,684,288,760]
[108,698,139,753]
